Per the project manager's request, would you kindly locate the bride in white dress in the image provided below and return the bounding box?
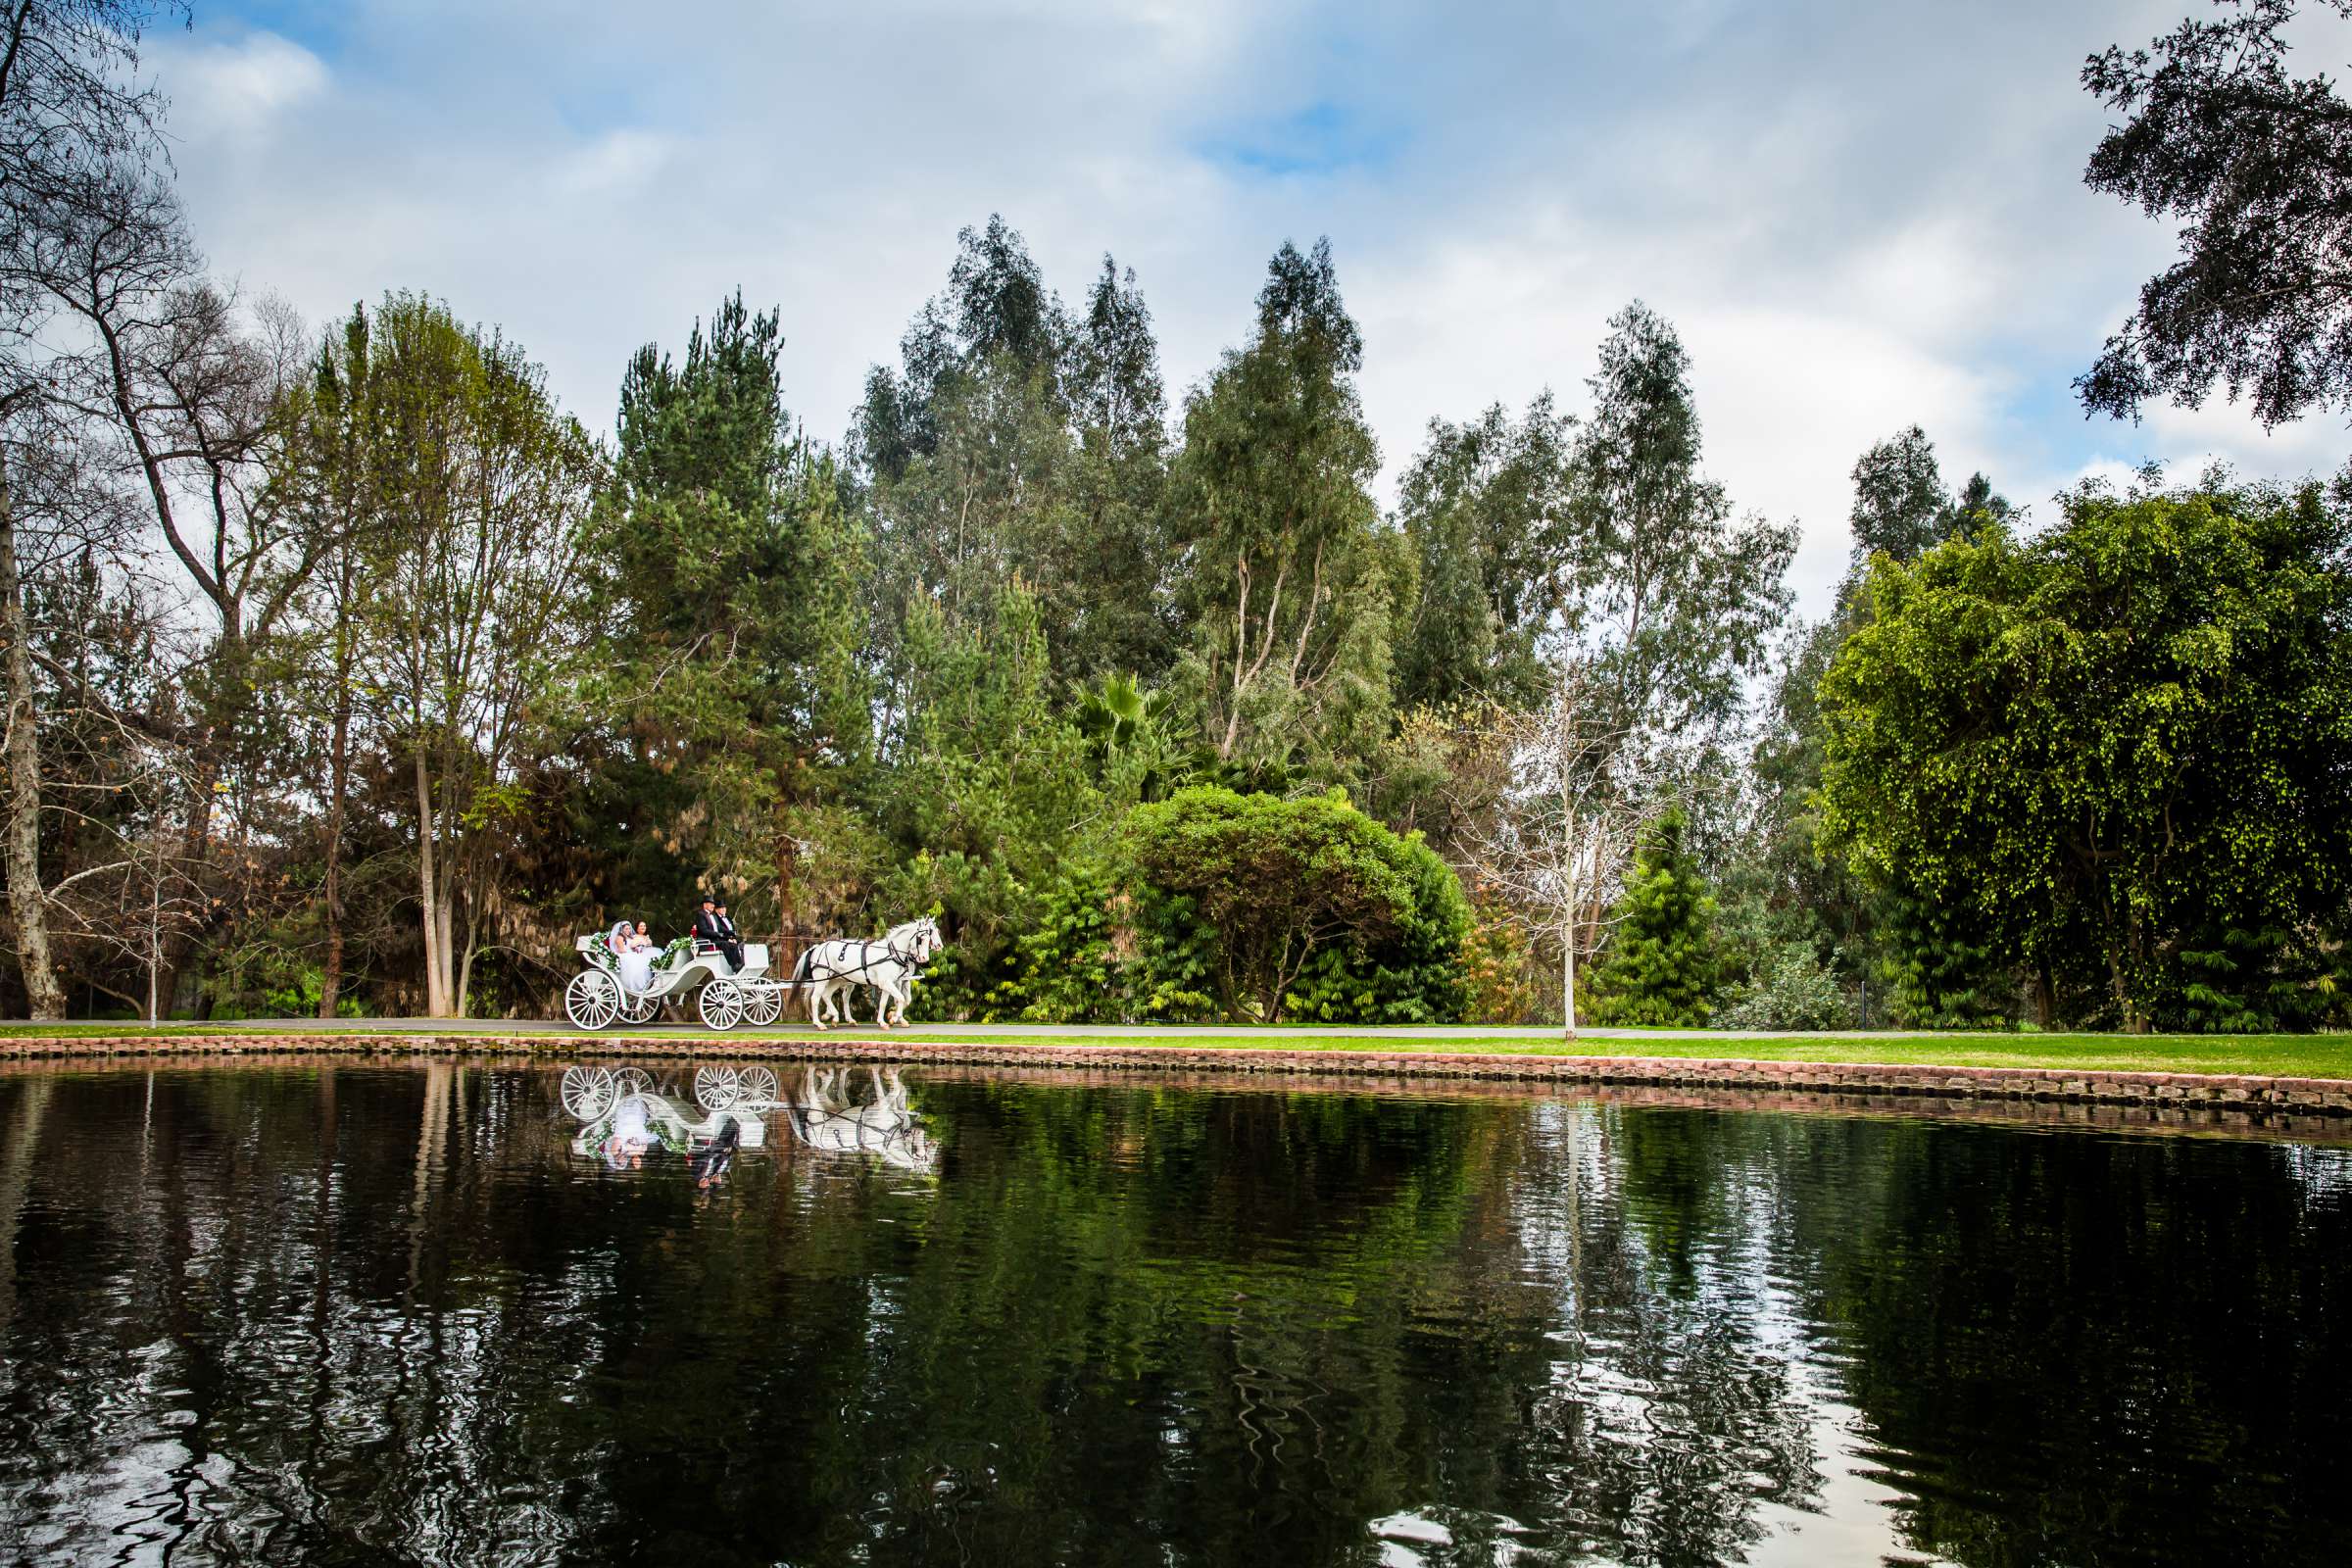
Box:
[613,920,658,995]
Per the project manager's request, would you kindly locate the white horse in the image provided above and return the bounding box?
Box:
[791,916,942,1030]
[781,1067,937,1173]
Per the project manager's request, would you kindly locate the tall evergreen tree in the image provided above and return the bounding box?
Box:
[853,221,1176,680]
[1587,807,1723,1026]
[852,214,1070,486]
[1170,239,1398,786]
[1064,256,1174,677]
[585,290,870,947]
[1848,425,2010,577]
[1848,425,1949,565]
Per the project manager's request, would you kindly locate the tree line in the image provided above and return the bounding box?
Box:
[2,1,2348,1033]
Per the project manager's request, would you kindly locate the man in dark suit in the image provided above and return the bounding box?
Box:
[693,895,744,972]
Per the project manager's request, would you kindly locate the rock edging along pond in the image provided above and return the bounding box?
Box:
[6,1031,2352,1116]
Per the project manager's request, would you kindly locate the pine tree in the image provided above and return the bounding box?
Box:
[1588,807,1723,1026]
[584,290,871,942]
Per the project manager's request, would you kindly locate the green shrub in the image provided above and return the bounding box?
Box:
[1122,786,1470,1024]
[1719,944,1855,1031]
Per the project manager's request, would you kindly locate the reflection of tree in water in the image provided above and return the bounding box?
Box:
[1488,1102,1825,1565]
[1,1068,2348,1567]
[1770,1119,2352,1567]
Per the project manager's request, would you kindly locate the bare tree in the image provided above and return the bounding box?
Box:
[0,1,176,1016]
[1469,659,1668,1037]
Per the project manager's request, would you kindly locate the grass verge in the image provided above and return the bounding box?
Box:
[5,1022,2352,1079]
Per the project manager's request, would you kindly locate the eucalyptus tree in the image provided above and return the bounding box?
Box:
[1394,394,1576,712]
[1063,255,1174,678]
[358,293,599,1017]
[1848,425,2010,576]
[853,213,1069,486]
[855,220,1174,682]
[1169,238,1398,785]
[1560,302,1795,754]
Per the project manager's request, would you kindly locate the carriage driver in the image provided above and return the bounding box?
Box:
[693,895,746,972]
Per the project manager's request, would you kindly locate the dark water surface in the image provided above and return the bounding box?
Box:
[2,1061,2347,1567]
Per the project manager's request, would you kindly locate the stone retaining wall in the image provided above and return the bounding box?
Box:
[7,1031,2350,1117]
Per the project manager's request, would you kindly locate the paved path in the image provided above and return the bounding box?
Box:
[1,1015,1937,1041]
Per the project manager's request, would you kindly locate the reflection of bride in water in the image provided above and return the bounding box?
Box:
[782,1067,938,1174]
[560,1066,770,1171]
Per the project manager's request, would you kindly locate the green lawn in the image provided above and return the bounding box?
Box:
[862,1031,2352,1078]
[7,1020,2352,1079]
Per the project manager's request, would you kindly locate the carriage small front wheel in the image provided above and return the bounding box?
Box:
[699,979,745,1031]
[741,983,784,1028]
[565,969,621,1031]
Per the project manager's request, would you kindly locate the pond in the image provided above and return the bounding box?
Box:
[1,1059,2347,1566]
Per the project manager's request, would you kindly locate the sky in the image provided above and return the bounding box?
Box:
[152,0,2351,618]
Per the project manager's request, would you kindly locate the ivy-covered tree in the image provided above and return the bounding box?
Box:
[1587,807,1723,1027]
[1821,476,2352,1031]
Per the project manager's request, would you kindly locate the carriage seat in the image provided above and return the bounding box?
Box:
[694,942,769,981]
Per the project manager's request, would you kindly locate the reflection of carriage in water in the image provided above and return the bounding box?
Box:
[556,1063,935,1175]
[563,926,790,1032]
[559,1064,777,1164]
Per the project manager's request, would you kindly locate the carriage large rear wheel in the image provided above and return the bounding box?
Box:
[616,990,662,1025]
[565,970,621,1030]
[699,979,745,1031]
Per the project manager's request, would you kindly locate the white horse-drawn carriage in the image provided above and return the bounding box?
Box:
[561,916,943,1033]
[564,925,791,1031]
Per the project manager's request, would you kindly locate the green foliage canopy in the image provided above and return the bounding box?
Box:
[1821,477,2352,1031]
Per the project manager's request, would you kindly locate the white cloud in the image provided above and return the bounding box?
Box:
[160,30,327,141]
[150,0,2349,627]
[556,130,680,196]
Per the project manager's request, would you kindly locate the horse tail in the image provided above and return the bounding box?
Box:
[791,943,817,983]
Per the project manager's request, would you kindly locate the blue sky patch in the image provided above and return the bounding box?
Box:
[1197,100,1406,178]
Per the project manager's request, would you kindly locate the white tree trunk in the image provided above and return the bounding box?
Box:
[0,473,64,1021]
[414,748,449,1016]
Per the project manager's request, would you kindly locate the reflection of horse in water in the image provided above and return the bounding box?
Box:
[781,1068,938,1174]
